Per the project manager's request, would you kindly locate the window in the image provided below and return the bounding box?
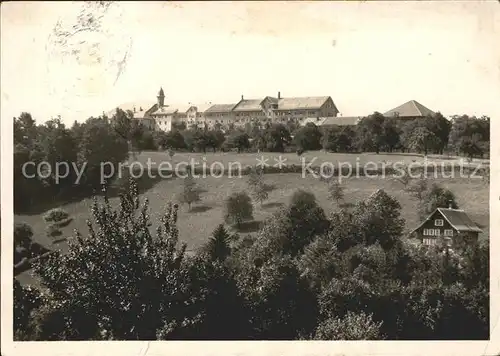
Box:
[423,229,441,237]
[423,238,436,246]
[444,229,454,237]
[435,219,444,226]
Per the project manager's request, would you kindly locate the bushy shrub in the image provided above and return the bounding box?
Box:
[46,225,62,238]
[224,192,253,228]
[43,208,69,223]
[14,222,33,248]
[53,217,73,228]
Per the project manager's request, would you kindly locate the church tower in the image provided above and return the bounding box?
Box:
[157,87,165,107]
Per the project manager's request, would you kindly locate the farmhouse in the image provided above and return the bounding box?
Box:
[410,206,483,248]
[384,100,435,120]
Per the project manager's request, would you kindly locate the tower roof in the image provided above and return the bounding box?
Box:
[158,87,165,97]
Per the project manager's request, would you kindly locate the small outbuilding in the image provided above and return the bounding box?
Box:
[410,207,483,248]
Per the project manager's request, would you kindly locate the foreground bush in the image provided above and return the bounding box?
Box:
[43,208,69,223]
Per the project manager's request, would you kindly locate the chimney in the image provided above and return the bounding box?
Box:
[133,107,136,113]
[241,95,244,100]
[448,200,453,209]
[278,91,281,99]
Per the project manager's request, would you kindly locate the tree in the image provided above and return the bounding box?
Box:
[205,130,226,152]
[177,172,202,211]
[328,190,405,252]
[393,163,411,188]
[224,192,253,228]
[247,167,270,206]
[293,123,322,152]
[111,108,142,158]
[418,183,458,219]
[424,113,451,154]
[32,179,191,340]
[202,224,232,262]
[77,117,129,190]
[14,279,43,340]
[38,118,78,191]
[298,235,340,291]
[327,179,345,207]
[322,125,355,152]
[172,121,187,131]
[264,124,291,152]
[356,112,386,154]
[14,222,34,249]
[381,118,400,153]
[448,115,490,158]
[252,190,329,258]
[160,130,186,150]
[405,174,428,200]
[405,126,438,156]
[234,254,319,339]
[224,132,250,153]
[314,311,384,340]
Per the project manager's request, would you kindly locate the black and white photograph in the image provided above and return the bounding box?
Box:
[1,1,499,355]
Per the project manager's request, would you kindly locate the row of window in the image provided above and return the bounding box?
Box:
[423,238,438,246]
[206,111,328,119]
[423,237,453,247]
[422,228,454,237]
[236,112,265,117]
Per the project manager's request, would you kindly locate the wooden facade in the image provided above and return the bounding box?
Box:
[411,208,482,249]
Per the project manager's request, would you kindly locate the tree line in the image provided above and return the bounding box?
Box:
[14,109,489,213]
[145,112,490,158]
[14,175,488,340]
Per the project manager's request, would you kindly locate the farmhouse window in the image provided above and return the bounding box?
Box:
[435,219,444,226]
[444,229,454,237]
[423,238,436,246]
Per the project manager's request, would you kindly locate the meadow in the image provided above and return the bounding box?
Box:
[127,150,487,171]
[15,151,489,287]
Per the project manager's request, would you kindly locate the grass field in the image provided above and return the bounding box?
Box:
[128,150,488,171]
[15,151,489,287]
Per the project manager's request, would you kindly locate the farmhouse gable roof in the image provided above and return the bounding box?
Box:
[411,207,483,234]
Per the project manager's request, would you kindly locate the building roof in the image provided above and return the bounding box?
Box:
[195,103,214,113]
[175,104,196,113]
[321,116,361,126]
[300,117,327,126]
[151,106,178,115]
[233,99,265,112]
[105,101,156,119]
[411,208,483,234]
[276,96,331,111]
[132,109,148,119]
[384,100,435,118]
[204,103,237,113]
[437,208,483,233]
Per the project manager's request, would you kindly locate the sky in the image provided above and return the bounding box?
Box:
[1,1,499,125]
